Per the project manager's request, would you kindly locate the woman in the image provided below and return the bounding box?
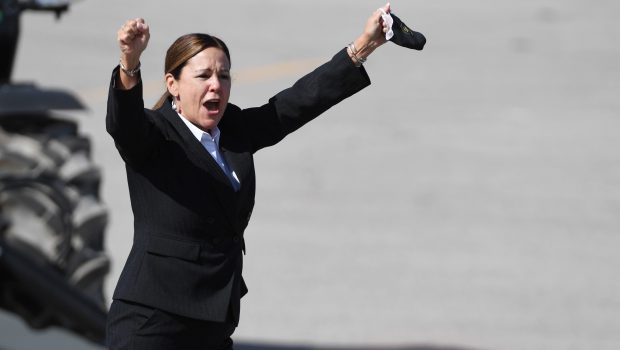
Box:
[106,3,393,350]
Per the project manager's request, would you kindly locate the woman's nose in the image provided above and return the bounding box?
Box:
[208,77,221,91]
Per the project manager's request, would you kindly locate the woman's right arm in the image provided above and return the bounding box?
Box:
[106,19,157,167]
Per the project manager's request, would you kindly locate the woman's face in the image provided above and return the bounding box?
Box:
[167,47,231,132]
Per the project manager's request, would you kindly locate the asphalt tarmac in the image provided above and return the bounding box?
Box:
[2,1,620,349]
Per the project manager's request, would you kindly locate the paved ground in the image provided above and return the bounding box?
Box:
[2,0,620,349]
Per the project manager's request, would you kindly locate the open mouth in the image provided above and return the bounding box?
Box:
[204,99,220,112]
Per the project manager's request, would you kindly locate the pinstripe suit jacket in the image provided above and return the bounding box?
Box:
[106,48,370,325]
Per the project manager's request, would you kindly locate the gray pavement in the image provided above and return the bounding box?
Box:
[3,0,620,349]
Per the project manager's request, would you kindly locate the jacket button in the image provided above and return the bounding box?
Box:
[232,235,240,243]
[206,217,215,224]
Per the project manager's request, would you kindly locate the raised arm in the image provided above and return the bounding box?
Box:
[225,5,394,152]
[107,18,158,168]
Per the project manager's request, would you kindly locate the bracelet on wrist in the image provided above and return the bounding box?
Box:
[347,42,367,66]
[119,60,141,77]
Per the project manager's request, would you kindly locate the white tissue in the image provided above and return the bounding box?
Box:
[380,8,394,41]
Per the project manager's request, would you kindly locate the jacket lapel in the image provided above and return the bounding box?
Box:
[158,102,239,227]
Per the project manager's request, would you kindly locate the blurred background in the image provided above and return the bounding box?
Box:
[1,0,619,349]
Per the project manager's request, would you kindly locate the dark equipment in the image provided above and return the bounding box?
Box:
[1,0,109,345]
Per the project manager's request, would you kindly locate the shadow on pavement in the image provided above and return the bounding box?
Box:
[236,344,485,350]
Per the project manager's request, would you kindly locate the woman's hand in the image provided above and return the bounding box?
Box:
[116,18,150,88]
[348,3,392,66]
[363,2,391,46]
[117,18,150,70]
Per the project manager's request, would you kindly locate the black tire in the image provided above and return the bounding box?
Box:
[0,114,109,343]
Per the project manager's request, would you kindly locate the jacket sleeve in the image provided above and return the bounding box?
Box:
[106,66,162,167]
[226,48,371,153]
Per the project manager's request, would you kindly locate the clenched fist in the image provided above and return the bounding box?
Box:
[117,18,150,70]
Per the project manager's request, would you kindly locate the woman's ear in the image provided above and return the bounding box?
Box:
[165,73,178,97]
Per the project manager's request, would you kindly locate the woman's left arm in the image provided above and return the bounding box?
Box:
[229,4,392,152]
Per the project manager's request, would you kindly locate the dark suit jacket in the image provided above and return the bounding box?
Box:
[106,48,370,325]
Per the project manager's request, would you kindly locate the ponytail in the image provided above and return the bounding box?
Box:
[153,91,171,110]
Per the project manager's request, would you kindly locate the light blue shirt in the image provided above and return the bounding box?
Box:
[174,104,240,191]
